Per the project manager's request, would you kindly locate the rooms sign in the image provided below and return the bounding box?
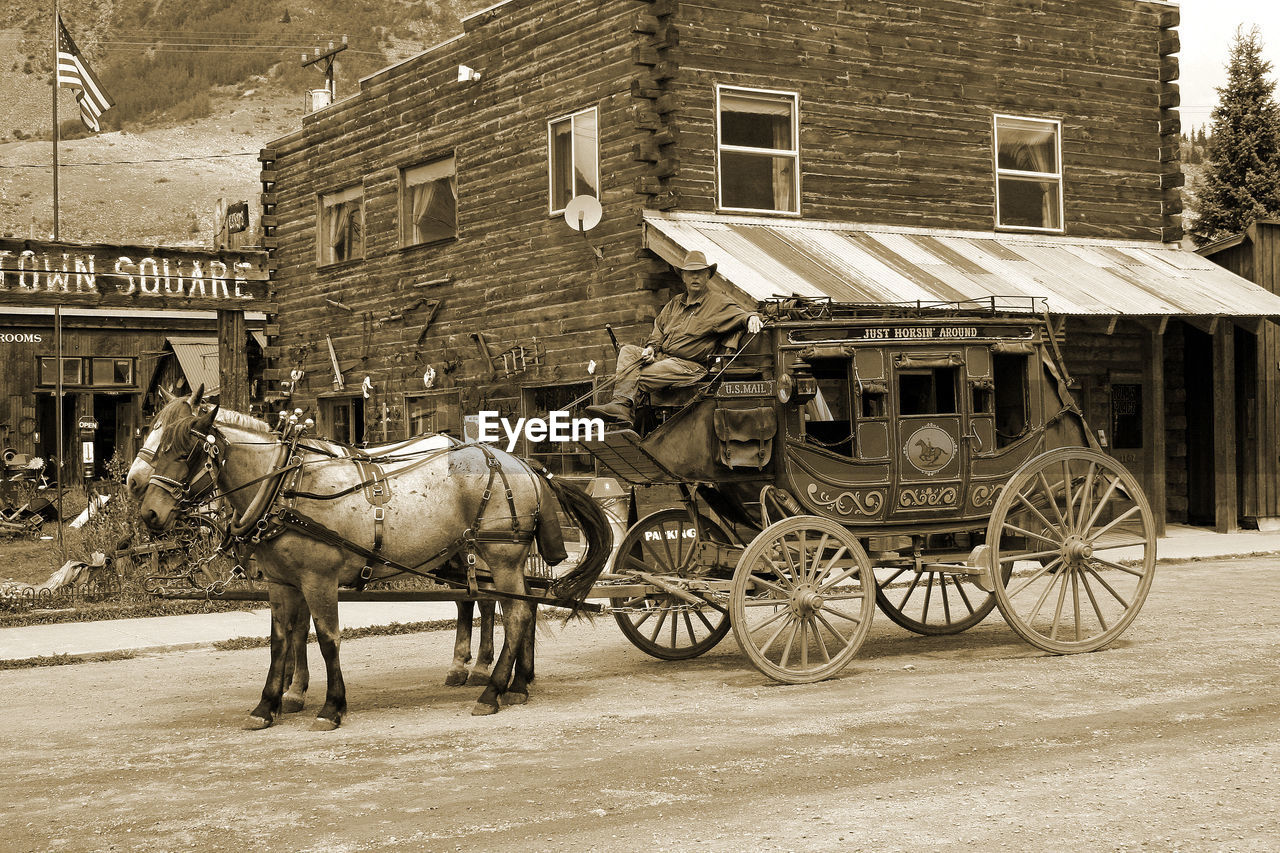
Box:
[0,237,270,310]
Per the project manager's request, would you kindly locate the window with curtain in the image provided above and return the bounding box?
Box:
[401,157,457,247]
[404,390,460,438]
[548,107,599,213]
[318,185,364,265]
[717,87,799,213]
[994,115,1062,231]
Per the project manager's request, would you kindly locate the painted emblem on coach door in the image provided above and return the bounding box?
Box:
[903,424,955,476]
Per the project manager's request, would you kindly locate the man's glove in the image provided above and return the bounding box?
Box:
[746,314,763,334]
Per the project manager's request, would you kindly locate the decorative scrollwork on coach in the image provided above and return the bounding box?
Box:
[805,483,885,516]
[970,483,1004,509]
[898,486,959,508]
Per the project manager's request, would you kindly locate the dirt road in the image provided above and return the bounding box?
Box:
[2,557,1277,852]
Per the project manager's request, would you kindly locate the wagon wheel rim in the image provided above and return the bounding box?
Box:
[611,508,733,661]
[874,557,999,636]
[987,447,1155,654]
[731,516,875,684]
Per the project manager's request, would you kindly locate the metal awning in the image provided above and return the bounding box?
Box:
[643,211,1280,319]
[166,337,219,396]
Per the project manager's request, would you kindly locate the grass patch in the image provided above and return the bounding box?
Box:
[0,650,137,670]
[213,619,454,651]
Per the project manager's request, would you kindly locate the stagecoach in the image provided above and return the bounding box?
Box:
[585,297,1156,683]
[130,296,1156,704]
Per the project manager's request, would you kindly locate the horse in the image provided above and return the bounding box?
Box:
[136,396,609,728]
[126,387,500,697]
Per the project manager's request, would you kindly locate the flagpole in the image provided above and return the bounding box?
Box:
[52,0,60,241]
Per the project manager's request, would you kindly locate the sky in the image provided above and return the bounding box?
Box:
[1176,0,1280,131]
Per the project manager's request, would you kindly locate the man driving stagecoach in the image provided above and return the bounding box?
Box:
[585,250,764,428]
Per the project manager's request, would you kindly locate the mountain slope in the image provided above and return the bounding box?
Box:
[0,0,488,245]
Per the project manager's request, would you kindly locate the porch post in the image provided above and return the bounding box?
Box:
[1213,323,1238,533]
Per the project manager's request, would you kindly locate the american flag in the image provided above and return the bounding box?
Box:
[56,16,114,132]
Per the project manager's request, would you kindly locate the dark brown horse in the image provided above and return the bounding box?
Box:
[137,398,609,728]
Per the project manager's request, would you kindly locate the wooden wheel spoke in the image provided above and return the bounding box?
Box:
[818,544,850,580]
[693,607,717,632]
[756,612,795,655]
[1082,565,1133,609]
[999,546,1064,564]
[1078,569,1110,631]
[1047,565,1072,641]
[1089,538,1150,552]
[1015,490,1063,542]
[1029,564,1067,629]
[1060,459,1076,528]
[816,560,863,594]
[750,575,793,597]
[1089,556,1146,578]
[819,603,864,624]
[1086,504,1143,543]
[1079,472,1122,535]
[1071,567,1082,641]
[937,573,952,623]
[1035,470,1069,528]
[1005,556,1062,599]
[630,606,656,629]
[822,590,867,602]
[815,611,853,649]
[948,574,977,614]
[1001,521,1064,549]
[879,566,908,586]
[654,523,678,571]
[808,532,831,585]
[647,605,671,643]
[1073,461,1098,534]
[896,571,924,609]
[777,619,801,667]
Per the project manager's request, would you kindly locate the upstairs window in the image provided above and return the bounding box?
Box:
[318,185,364,265]
[548,107,599,213]
[401,157,457,247]
[717,86,799,214]
[994,115,1062,232]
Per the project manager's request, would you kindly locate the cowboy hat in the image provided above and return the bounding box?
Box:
[674,250,717,276]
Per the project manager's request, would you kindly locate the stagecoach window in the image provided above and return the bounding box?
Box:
[898,368,958,415]
[993,354,1030,446]
[802,360,853,455]
[401,156,457,247]
[318,185,364,266]
[523,382,595,477]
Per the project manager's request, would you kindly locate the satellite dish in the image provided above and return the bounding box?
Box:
[564,195,603,233]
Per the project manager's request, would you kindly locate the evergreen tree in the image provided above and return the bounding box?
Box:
[1190,26,1280,246]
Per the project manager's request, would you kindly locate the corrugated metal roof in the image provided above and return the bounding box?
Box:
[643,211,1280,317]
[167,337,219,396]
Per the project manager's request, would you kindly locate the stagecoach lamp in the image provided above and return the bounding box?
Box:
[777,374,794,403]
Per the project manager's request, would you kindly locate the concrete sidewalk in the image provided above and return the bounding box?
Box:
[1,524,1278,663]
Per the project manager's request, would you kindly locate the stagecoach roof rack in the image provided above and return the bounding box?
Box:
[760,295,1049,322]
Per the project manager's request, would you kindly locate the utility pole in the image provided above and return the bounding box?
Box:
[302,37,348,104]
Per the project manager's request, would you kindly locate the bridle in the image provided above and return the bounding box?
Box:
[146,422,227,508]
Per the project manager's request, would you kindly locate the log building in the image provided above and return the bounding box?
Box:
[259,0,1280,531]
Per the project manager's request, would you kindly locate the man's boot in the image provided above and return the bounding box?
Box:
[585,397,633,427]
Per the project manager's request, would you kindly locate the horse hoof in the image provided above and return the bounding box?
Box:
[243,715,272,730]
[444,670,468,687]
[311,716,340,731]
[503,691,528,706]
[467,669,491,686]
[471,702,500,716]
[282,695,305,714]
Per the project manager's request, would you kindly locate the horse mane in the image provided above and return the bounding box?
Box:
[214,409,273,433]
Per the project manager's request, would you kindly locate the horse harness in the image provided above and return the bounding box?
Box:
[167,424,564,607]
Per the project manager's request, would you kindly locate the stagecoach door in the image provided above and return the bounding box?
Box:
[891,351,965,516]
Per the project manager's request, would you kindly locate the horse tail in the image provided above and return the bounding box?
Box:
[531,464,612,614]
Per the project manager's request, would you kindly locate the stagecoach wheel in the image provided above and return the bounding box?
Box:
[987,447,1156,654]
[730,516,876,684]
[610,509,733,660]
[874,557,999,636]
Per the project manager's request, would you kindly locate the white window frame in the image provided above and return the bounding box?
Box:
[993,114,1064,234]
[715,85,801,216]
[547,106,600,215]
[317,184,365,266]
[400,156,457,248]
